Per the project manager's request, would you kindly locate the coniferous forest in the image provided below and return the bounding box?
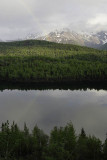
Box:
[0,121,107,160]
[0,40,107,83]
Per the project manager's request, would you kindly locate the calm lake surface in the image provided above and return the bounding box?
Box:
[0,87,107,141]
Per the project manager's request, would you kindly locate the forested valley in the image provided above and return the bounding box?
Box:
[0,40,107,82]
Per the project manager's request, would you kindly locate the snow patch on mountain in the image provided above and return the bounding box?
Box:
[24,29,107,48]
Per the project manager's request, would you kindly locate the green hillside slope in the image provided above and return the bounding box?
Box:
[0,40,107,82]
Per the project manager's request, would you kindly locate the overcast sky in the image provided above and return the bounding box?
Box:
[0,0,107,40]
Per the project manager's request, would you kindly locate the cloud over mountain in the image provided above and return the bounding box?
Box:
[0,0,107,40]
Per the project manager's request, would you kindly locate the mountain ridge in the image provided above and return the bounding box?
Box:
[25,29,107,49]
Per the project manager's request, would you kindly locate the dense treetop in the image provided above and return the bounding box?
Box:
[0,121,107,160]
[0,40,107,82]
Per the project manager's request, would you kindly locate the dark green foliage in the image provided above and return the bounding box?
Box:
[103,135,107,160]
[76,128,102,160]
[46,123,76,160]
[0,40,107,82]
[0,121,106,160]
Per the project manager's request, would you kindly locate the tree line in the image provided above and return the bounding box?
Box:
[0,121,107,160]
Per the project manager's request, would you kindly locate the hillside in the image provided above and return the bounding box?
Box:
[0,40,107,83]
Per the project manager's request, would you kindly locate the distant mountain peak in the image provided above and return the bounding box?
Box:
[94,31,107,44]
[24,29,107,49]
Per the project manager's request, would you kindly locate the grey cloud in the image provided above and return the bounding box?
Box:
[0,0,107,40]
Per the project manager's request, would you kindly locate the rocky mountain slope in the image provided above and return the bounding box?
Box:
[26,29,107,49]
[100,43,107,50]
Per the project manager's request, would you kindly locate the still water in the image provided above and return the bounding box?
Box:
[0,88,107,141]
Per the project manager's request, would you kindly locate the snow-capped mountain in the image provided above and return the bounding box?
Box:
[25,29,107,49]
[94,31,107,45]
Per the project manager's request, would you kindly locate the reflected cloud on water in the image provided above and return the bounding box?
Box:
[0,88,107,141]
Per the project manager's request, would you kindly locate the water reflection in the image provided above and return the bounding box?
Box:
[0,89,107,141]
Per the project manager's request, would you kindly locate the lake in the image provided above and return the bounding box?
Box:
[0,84,107,141]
